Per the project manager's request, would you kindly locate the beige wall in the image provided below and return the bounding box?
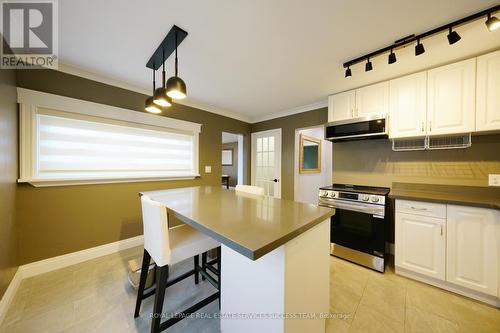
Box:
[0,68,19,298]
[222,142,238,187]
[15,70,252,264]
[332,134,500,188]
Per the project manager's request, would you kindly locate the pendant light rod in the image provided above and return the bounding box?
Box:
[343,4,500,68]
[146,25,188,70]
[174,31,179,76]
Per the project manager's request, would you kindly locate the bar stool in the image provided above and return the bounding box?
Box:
[134,195,220,333]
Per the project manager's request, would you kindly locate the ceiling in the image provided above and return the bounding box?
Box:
[58,0,500,122]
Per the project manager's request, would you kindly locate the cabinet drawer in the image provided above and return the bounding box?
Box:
[396,200,446,219]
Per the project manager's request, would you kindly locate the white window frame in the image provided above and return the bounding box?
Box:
[17,88,201,187]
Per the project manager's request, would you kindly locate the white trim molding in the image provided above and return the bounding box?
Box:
[17,88,201,187]
[0,235,144,327]
[251,100,328,123]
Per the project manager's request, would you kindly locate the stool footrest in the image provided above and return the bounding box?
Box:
[198,267,219,290]
[158,292,220,332]
[141,268,196,300]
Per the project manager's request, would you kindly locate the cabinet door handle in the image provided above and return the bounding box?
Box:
[429,121,432,132]
[351,109,354,117]
[440,225,443,236]
[410,206,427,211]
[421,122,424,132]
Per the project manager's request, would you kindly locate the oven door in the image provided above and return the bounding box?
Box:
[325,200,386,257]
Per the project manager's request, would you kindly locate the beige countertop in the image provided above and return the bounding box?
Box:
[390,182,500,210]
[140,186,335,260]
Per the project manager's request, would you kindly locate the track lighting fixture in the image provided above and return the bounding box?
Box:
[166,31,187,100]
[388,49,397,64]
[153,50,172,107]
[485,13,500,31]
[365,58,373,72]
[447,26,461,45]
[345,66,352,78]
[415,39,425,56]
[145,70,162,114]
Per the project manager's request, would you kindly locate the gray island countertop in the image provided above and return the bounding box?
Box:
[140,186,334,260]
[390,182,500,210]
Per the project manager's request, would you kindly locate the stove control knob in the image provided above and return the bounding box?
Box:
[371,196,380,203]
[361,195,370,201]
[330,192,336,198]
[319,190,326,197]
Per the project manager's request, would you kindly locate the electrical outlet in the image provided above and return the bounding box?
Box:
[488,174,500,187]
[205,166,212,174]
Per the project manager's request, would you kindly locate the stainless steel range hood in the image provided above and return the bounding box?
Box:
[325,115,388,142]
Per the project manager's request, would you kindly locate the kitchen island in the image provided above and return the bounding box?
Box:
[140,186,334,333]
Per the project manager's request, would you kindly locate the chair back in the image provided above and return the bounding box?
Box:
[140,195,171,266]
[235,184,265,196]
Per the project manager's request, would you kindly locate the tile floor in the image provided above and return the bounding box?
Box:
[1,247,499,333]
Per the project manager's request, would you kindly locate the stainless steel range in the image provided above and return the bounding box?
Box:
[318,184,390,272]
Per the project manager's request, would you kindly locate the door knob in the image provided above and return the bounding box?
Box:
[273,179,279,183]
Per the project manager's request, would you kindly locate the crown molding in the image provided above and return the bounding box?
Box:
[250,100,328,123]
[56,62,252,123]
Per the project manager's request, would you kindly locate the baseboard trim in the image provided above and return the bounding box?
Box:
[0,235,144,327]
[396,266,500,308]
[0,268,23,327]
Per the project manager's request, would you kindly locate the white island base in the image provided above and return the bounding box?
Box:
[220,220,330,333]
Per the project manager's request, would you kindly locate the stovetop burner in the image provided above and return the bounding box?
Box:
[320,184,390,196]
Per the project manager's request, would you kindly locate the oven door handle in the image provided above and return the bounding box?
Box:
[319,199,384,216]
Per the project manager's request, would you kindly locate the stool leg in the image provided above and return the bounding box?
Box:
[201,252,207,281]
[194,255,199,284]
[134,249,151,318]
[217,246,221,309]
[151,265,169,333]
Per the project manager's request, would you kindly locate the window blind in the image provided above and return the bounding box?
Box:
[36,112,196,180]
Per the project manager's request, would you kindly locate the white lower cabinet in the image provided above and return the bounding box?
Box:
[395,212,446,280]
[395,199,500,304]
[447,205,498,296]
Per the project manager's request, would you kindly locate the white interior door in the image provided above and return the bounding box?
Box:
[251,129,281,198]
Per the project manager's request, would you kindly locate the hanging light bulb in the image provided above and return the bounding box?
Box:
[153,49,172,107]
[415,38,425,56]
[166,31,187,99]
[485,13,500,31]
[447,26,461,45]
[145,69,162,114]
[345,66,352,78]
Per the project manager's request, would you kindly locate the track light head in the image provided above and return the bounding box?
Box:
[145,96,162,114]
[415,39,425,56]
[388,49,397,64]
[365,58,373,72]
[447,26,461,45]
[345,67,352,78]
[485,13,500,31]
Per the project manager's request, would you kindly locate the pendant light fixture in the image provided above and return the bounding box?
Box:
[365,58,373,72]
[153,50,172,107]
[166,31,187,100]
[485,13,500,31]
[145,69,162,114]
[388,48,397,64]
[415,38,425,56]
[447,26,461,45]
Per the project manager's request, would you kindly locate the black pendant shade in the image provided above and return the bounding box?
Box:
[388,50,397,64]
[166,76,187,100]
[153,87,172,107]
[415,39,425,56]
[447,27,461,45]
[145,96,162,114]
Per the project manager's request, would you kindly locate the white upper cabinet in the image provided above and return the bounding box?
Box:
[389,72,427,138]
[447,205,498,296]
[355,81,390,118]
[427,58,476,135]
[476,50,500,132]
[328,90,355,122]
